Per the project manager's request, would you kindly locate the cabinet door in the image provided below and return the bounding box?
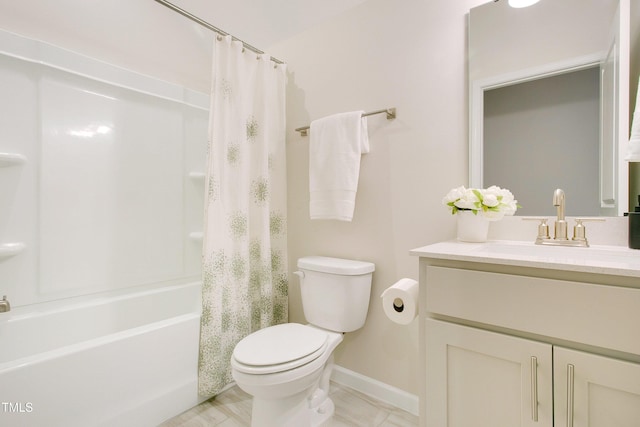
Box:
[425,319,553,427]
[554,347,640,427]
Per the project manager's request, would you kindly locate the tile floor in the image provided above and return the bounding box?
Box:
[160,382,418,426]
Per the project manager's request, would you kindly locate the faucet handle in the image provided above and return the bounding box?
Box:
[572,218,605,244]
[523,218,551,243]
[0,295,9,313]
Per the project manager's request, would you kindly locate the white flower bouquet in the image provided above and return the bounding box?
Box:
[443,185,519,221]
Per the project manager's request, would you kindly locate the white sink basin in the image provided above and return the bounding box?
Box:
[411,240,640,277]
[477,241,640,265]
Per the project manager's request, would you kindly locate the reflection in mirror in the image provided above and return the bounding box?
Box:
[483,67,600,216]
[469,0,629,216]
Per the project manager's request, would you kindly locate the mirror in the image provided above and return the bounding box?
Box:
[469,0,629,216]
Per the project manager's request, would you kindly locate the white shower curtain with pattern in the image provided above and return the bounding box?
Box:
[198,35,288,396]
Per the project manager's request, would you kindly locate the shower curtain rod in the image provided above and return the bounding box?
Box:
[153,0,285,65]
[295,108,397,136]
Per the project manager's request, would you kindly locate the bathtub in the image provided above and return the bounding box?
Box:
[0,281,204,427]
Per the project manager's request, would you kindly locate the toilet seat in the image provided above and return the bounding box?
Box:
[232,323,329,375]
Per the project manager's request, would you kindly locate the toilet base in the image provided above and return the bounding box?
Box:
[250,390,336,427]
[249,356,337,427]
[310,392,335,426]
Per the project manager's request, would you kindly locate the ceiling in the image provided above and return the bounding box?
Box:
[168,0,370,49]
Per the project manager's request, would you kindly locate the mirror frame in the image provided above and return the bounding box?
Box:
[468,1,630,217]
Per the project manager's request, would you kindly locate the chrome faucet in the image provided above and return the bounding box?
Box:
[0,295,10,313]
[524,189,604,247]
[552,188,568,240]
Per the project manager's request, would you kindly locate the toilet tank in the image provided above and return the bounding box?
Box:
[296,256,375,333]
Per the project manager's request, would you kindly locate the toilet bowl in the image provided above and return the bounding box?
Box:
[232,323,343,426]
[230,256,374,427]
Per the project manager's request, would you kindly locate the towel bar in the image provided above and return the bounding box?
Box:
[295,108,396,136]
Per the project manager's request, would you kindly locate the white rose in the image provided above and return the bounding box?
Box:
[486,185,515,204]
[482,193,500,207]
[443,185,519,217]
[454,188,481,210]
[442,185,466,205]
[502,200,518,216]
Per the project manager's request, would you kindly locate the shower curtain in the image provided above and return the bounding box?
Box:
[198,35,288,396]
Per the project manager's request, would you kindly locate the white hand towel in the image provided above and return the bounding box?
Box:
[309,111,369,221]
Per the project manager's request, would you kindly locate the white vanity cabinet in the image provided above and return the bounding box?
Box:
[426,320,640,427]
[412,241,640,427]
[426,319,554,426]
[553,347,640,426]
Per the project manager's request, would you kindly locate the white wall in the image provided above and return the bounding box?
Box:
[271,0,487,395]
[0,0,213,92]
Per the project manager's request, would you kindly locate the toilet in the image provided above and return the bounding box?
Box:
[231,256,375,427]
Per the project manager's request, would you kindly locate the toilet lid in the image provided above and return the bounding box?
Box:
[233,323,328,373]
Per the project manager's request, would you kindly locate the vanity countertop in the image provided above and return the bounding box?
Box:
[410,240,640,278]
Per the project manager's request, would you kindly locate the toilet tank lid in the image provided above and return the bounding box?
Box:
[297,256,375,275]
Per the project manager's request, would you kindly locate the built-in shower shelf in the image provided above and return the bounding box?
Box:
[188,232,203,241]
[188,172,205,181]
[0,242,25,258]
[0,153,27,167]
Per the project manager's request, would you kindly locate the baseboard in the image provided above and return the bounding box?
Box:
[331,365,419,417]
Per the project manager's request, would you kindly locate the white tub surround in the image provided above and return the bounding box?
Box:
[412,240,640,426]
[0,29,207,426]
[0,28,207,308]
